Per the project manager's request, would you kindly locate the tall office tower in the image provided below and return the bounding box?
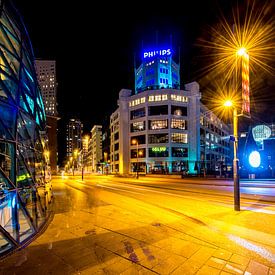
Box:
[66,119,83,157]
[36,59,59,173]
[35,60,57,116]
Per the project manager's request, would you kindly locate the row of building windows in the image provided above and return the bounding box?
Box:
[130,106,187,119]
[131,119,187,132]
[160,68,168,74]
[130,133,188,144]
[129,94,188,107]
[130,147,188,158]
[160,78,168,84]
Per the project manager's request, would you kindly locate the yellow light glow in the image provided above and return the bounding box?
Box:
[237,47,246,56]
[198,1,275,82]
[132,139,137,145]
[224,100,233,107]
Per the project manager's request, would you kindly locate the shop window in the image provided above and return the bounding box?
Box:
[149,147,168,157]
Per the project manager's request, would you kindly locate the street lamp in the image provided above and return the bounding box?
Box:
[131,139,139,179]
[223,99,240,211]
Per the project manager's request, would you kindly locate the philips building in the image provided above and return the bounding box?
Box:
[110,46,231,175]
[0,1,52,257]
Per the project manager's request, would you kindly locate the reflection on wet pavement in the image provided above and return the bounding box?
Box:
[0,176,274,274]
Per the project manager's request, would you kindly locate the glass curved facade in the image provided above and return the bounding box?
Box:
[0,1,52,257]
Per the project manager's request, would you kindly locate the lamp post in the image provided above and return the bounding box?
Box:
[73,149,78,176]
[132,139,139,179]
[224,100,240,211]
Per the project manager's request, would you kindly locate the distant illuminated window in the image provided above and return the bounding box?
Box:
[162,94,168,100]
[155,95,161,101]
[149,95,154,102]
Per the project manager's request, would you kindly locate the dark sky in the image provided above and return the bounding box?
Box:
[12,0,275,163]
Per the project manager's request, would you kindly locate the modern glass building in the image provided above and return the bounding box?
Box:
[0,1,52,257]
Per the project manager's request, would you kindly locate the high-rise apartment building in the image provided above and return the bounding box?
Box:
[66,119,83,157]
[35,60,57,116]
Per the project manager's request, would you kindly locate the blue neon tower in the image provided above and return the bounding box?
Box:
[135,48,180,93]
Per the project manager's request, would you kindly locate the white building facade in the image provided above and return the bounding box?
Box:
[110,46,231,175]
[110,83,231,175]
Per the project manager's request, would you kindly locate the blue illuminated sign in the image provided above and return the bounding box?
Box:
[143,49,172,59]
[249,151,261,168]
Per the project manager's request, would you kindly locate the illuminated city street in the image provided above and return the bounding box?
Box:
[1,175,275,274]
[0,0,274,273]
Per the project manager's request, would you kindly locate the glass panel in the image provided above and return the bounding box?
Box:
[18,205,33,242]
[1,24,20,56]
[0,230,13,256]
[0,141,15,182]
[0,26,15,56]
[18,144,35,179]
[17,113,35,148]
[0,190,17,239]
[16,156,33,189]
[0,101,16,137]
[1,11,21,42]
[0,48,20,78]
[36,187,47,227]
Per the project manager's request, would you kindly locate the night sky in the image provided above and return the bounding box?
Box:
[12,0,275,163]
